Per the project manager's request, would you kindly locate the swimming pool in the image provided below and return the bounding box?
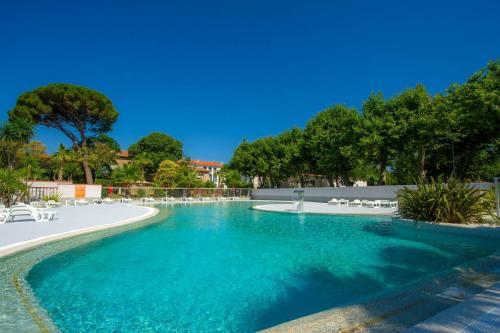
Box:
[27,202,499,332]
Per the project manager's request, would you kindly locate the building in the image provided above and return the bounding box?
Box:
[188,160,224,187]
[114,150,131,167]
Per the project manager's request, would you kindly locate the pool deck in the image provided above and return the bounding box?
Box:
[0,203,157,258]
[253,201,397,215]
[405,282,500,332]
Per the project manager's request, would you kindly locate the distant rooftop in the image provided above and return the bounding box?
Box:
[189,160,223,168]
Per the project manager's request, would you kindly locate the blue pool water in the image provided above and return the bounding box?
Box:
[27,202,499,332]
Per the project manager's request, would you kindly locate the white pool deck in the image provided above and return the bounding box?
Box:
[253,201,397,215]
[0,203,156,257]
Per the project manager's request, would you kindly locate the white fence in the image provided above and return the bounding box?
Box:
[251,183,494,202]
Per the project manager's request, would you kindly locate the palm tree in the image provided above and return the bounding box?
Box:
[0,118,34,168]
[88,143,117,181]
[133,152,153,184]
[52,145,73,181]
[0,168,29,207]
[111,164,141,186]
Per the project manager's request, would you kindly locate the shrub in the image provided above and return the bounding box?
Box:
[397,177,497,224]
[0,168,29,207]
[42,192,62,202]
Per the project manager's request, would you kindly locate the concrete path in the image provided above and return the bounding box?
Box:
[254,201,396,215]
[0,204,154,256]
[405,283,500,333]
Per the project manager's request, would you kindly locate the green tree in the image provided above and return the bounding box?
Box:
[229,139,260,185]
[358,93,396,184]
[385,85,440,183]
[175,161,203,188]
[9,83,119,184]
[88,134,121,151]
[154,160,180,187]
[305,105,361,186]
[133,152,153,184]
[430,61,500,179]
[51,144,73,181]
[128,132,183,173]
[0,118,34,168]
[111,164,141,185]
[89,142,117,181]
[17,141,49,180]
[276,128,309,187]
[219,167,248,188]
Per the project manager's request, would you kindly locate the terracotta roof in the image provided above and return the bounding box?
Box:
[119,150,129,158]
[189,159,223,168]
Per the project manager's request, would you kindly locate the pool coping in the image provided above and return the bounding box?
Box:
[252,201,397,216]
[253,201,500,239]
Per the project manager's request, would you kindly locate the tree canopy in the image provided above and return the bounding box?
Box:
[9,83,118,184]
[229,61,500,187]
[128,132,183,173]
[88,134,121,151]
[304,105,360,186]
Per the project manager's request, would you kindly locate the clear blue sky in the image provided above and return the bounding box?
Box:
[1,0,499,162]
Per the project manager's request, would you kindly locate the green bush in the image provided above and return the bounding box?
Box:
[397,177,497,224]
[42,192,62,202]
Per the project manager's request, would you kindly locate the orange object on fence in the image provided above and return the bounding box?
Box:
[75,185,86,199]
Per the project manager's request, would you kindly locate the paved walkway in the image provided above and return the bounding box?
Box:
[253,201,397,215]
[405,282,500,333]
[0,204,154,256]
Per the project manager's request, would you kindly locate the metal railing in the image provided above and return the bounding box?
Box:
[28,187,59,201]
[101,187,252,200]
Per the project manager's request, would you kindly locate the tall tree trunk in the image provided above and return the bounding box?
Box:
[57,166,64,181]
[82,158,93,184]
[417,144,426,179]
[378,158,386,185]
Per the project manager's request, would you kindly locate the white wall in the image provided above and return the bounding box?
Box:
[57,185,75,199]
[252,183,493,202]
[84,185,102,199]
[55,184,102,199]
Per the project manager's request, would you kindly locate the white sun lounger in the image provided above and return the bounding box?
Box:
[46,200,63,208]
[339,199,350,207]
[328,198,339,205]
[349,199,362,207]
[1,206,57,223]
[142,197,156,204]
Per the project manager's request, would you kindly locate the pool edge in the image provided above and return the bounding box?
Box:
[0,206,162,333]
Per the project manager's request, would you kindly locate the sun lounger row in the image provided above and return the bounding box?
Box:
[0,203,57,223]
[328,198,398,208]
